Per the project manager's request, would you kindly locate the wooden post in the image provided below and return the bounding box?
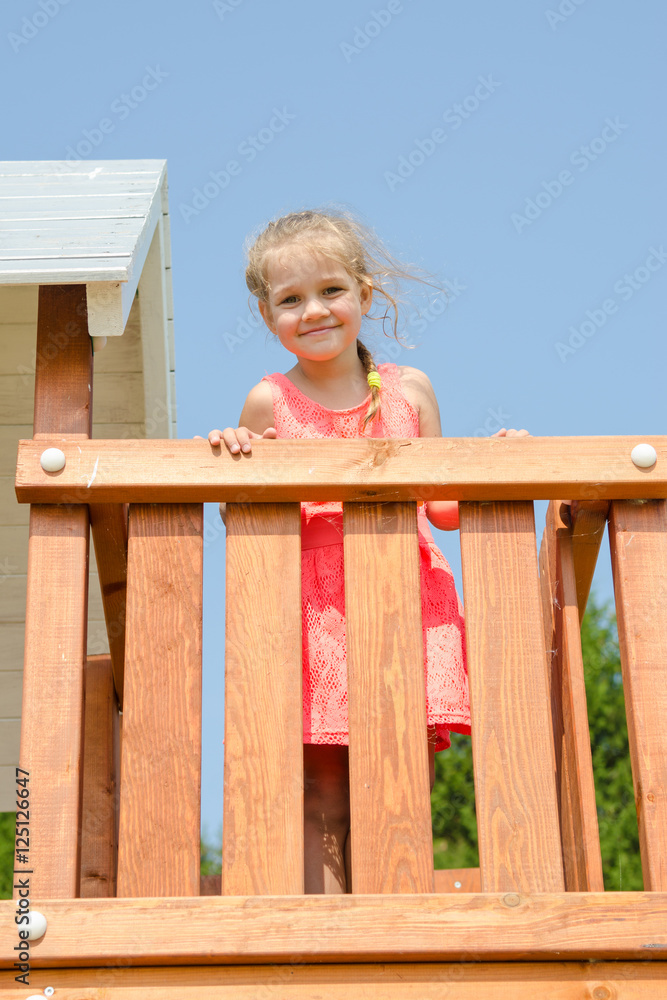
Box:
[344,502,434,894]
[538,502,603,891]
[460,501,565,893]
[116,503,203,897]
[222,503,303,895]
[16,284,92,898]
[80,655,119,897]
[89,504,128,705]
[609,499,667,890]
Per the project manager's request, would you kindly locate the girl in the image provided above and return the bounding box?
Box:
[208,209,526,895]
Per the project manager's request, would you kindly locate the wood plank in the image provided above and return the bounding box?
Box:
[0,623,25,663]
[117,503,203,897]
[15,435,667,504]
[569,499,610,619]
[1,893,667,965]
[344,502,433,894]
[80,655,119,898]
[433,867,481,892]
[2,962,667,999]
[609,499,667,890]
[0,477,28,524]
[17,284,92,899]
[539,502,603,891]
[223,503,303,894]
[0,670,22,716]
[459,501,564,893]
[89,504,128,703]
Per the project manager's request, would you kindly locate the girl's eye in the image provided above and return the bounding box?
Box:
[324,286,342,294]
[280,294,299,304]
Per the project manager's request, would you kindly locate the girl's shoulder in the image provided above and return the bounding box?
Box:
[396,365,431,413]
[396,366,442,436]
[239,378,275,433]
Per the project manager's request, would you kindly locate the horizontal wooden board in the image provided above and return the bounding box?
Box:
[2,962,666,999]
[0,670,22,717]
[0,478,28,524]
[0,160,166,176]
[0,623,25,663]
[0,894,666,966]
[0,255,131,283]
[0,524,29,571]
[0,426,32,470]
[0,720,20,761]
[0,323,36,373]
[0,575,26,622]
[15,436,667,504]
[0,563,104,622]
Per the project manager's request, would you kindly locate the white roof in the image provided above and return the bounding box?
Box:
[0,159,169,336]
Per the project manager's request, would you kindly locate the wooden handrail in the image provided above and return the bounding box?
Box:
[14,435,667,503]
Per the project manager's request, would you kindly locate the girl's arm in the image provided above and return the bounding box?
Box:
[403,367,460,531]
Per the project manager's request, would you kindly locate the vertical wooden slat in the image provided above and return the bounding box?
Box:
[17,284,92,898]
[609,499,667,890]
[89,504,128,705]
[344,502,434,895]
[80,655,119,897]
[539,502,603,891]
[460,501,565,893]
[117,503,203,897]
[222,503,303,895]
[569,500,610,621]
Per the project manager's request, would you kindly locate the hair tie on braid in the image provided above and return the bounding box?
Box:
[367,371,382,390]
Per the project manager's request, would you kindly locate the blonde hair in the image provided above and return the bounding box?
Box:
[245,209,431,430]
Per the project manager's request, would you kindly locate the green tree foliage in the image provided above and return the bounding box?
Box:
[0,597,644,893]
[431,595,642,889]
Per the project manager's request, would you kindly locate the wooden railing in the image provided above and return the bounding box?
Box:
[4,434,667,982]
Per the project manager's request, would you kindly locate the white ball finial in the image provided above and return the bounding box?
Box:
[631,443,657,469]
[26,909,47,939]
[40,448,66,473]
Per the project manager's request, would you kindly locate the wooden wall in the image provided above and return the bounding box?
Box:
[0,285,155,811]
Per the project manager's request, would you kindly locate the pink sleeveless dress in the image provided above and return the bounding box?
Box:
[261,362,470,752]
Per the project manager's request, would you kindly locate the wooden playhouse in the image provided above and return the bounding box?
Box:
[1,158,666,998]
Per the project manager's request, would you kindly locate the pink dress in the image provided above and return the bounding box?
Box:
[261,362,470,753]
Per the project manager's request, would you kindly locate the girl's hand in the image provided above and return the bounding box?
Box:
[197,426,277,453]
[491,427,530,437]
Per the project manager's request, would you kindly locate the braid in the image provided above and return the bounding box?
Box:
[357,339,381,431]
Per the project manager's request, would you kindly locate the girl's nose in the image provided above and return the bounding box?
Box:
[302,295,329,320]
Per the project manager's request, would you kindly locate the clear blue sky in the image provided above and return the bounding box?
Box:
[3,0,665,840]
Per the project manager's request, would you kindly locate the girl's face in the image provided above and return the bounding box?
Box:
[258,246,372,362]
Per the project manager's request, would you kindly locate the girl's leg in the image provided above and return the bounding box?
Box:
[303,744,350,894]
[427,724,437,792]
